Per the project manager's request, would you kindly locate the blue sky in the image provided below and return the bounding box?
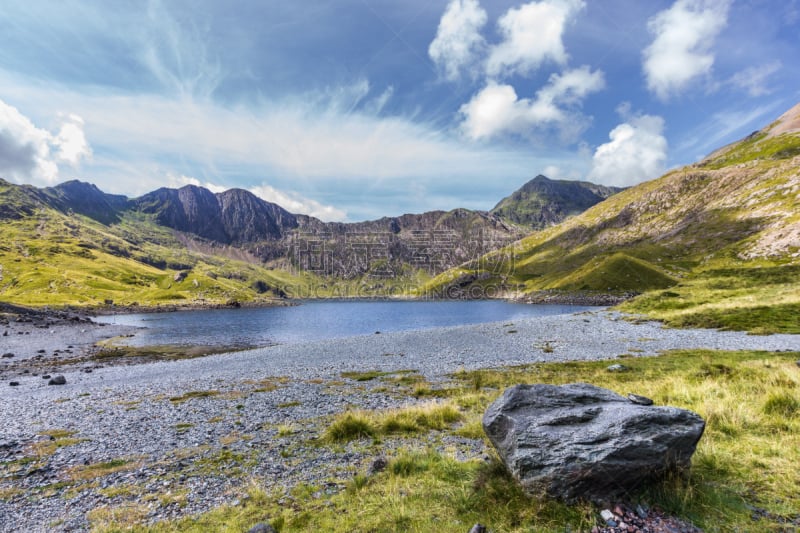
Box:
[1,0,798,221]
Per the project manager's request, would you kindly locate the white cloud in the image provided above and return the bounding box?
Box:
[460,66,604,141]
[643,0,731,100]
[588,113,668,187]
[249,184,347,222]
[0,70,577,220]
[486,0,585,78]
[429,0,488,81]
[0,99,90,185]
[54,114,92,166]
[729,61,782,97]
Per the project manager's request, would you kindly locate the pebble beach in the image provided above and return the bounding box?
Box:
[2,308,800,532]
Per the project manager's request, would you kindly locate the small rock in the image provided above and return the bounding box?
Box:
[607,364,628,372]
[606,519,618,527]
[9,381,20,387]
[369,456,388,474]
[42,375,51,379]
[627,393,654,406]
[247,523,277,533]
[48,375,67,386]
[469,524,487,533]
[601,510,615,522]
[375,331,381,334]
[1,353,13,358]
[36,349,46,354]
[614,505,625,516]
[636,504,648,519]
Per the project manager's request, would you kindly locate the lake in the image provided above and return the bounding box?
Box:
[97,300,595,348]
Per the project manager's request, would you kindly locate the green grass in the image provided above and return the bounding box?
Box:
[701,131,800,169]
[622,262,800,334]
[552,252,677,292]
[323,402,463,442]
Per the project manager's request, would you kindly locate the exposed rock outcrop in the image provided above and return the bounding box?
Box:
[483,383,705,503]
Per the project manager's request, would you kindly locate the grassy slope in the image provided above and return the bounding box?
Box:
[0,198,317,307]
[419,131,800,333]
[88,349,800,532]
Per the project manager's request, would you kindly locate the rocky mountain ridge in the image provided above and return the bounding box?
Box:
[1,173,617,280]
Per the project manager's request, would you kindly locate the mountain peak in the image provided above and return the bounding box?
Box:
[492,175,623,229]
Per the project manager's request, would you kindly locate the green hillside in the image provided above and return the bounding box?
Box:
[490,174,623,229]
[419,108,800,333]
[0,187,314,307]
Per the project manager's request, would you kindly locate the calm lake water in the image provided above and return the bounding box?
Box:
[97,300,594,348]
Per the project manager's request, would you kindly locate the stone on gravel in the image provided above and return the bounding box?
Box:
[1,353,13,358]
[247,523,277,533]
[468,524,487,533]
[9,381,19,387]
[482,383,706,503]
[47,375,67,386]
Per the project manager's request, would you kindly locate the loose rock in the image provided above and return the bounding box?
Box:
[48,375,67,386]
[483,383,706,502]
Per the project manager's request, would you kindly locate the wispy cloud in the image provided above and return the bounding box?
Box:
[675,102,783,158]
[0,69,561,218]
[728,61,782,97]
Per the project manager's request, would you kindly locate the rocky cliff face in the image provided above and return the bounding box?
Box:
[491,175,623,229]
[0,174,612,279]
[281,208,523,278]
[133,186,298,244]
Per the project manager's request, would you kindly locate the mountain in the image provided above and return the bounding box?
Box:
[420,103,800,333]
[0,175,554,305]
[490,175,623,229]
[133,185,299,244]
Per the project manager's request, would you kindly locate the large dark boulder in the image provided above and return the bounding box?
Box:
[482,383,705,503]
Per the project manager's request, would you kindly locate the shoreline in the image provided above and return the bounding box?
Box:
[0,289,625,317]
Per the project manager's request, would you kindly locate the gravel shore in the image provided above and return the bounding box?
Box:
[2,309,799,532]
